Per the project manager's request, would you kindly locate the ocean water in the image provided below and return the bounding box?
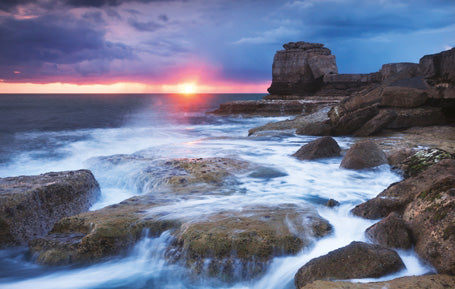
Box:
[0,93,433,289]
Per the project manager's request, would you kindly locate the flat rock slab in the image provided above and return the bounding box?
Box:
[169,204,332,281]
[294,241,405,289]
[300,274,455,289]
[0,170,100,246]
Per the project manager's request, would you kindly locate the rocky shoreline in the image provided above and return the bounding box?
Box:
[1,41,455,288]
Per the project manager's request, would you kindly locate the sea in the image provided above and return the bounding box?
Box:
[0,93,433,289]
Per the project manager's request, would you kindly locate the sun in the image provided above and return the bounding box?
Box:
[180,82,196,94]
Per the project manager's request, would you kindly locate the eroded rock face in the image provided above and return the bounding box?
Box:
[168,204,332,281]
[294,241,405,289]
[340,141,387,170]
[420,47,455,84]
[0,170,100,246]
[299,274,455,289]
[268,41,338,95]
[292,136,341,160]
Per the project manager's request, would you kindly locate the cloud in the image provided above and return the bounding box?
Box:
[233,26,300,45]
[0,14,134,81]
[128,18,163,32]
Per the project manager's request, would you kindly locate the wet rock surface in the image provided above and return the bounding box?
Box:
[0,170,100,246]
[366,212,412,249]
[292,136,341,160]
[340,141,387,170]
[294,241,405,289]
[169,204,332,281]
[299,274,455,289]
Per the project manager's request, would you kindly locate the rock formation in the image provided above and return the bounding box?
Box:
[292,136,341,160]
[0,170,100,246]
[267,42,338,95]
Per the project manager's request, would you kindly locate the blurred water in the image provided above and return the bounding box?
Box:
[0,93,432,288]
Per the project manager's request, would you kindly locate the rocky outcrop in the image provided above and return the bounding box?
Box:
[352,159,455,274]
[299,274,455,289]
[0,170,100,246]
[169,204,332,281]
[294,241,405,289]
[340,141,387,170]
[292,136,341,160]
[268,42,338,95]
[392,148,454,177]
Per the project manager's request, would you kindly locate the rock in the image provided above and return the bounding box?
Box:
[292,136,341,160]
[91,156,252,195]
[325,199,340,207]
[248,106,332,136]
[387,148,416,168]
[354,109,397,136]
[268,41,338,95]
[402,160,455,274]
[322,73,381,96]
[209,100,306,116]
[420,47,455,83]
[340,141,387,170]
[295,120,332,136]
[381,86,428,108]
[247,167,287,179]
[299,274,455,289]
[169,204,332,281]
[395,148,455,178]
[331,105,379,136]
[0,170,100,246]
[294,241,405,289]
[380,62,422,81]
[351,159,455,219]
[366,212,412,249]
[29,195,181,265]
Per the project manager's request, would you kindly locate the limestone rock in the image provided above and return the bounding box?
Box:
[340,141,387,170]
[0,170,100,246]
[299,274,455,289]
[420,47,455,83]
[169,204,332,281]
[331,105,379,136]
[380,62,422,81]
[294,241,405,289]
[366,212,412,249]
[292,136,341,160]
[268,41,338,95]
[395,148,455,177]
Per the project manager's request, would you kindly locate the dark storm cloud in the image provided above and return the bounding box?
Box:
[128,18,163,31]
[0,15,134,80]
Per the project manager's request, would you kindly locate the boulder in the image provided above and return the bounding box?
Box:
[294,241,405,289]
[292,136,341,160]
[268,41,338,95]
[299,274,455,289]
[387,148,416,168]
[29,195,181,265]
[365,212,412,249]
[381,86,428,108]
[169,204,332,281]
[340,141,387,170]
[354,109,397,136]
[0,170,100,246]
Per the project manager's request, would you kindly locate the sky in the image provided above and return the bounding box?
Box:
[0,0,454,93]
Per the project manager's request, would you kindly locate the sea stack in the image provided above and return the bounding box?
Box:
[267,41,338,96]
